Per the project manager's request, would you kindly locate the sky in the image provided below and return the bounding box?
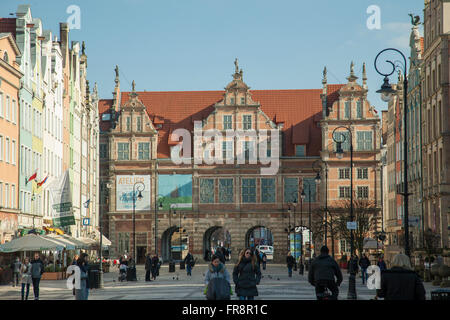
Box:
[1,0,424,113]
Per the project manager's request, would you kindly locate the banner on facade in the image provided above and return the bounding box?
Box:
[158,174,192,210]
[116,175,151,211]
[50,170,75,227]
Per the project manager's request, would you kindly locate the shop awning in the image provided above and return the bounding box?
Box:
[0,234,65,252]
[59,234,92,250]
[44,227,65,235]
[44,234,77,250]
[91,229,112,247]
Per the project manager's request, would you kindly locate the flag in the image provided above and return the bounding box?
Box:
[37,175,48,187]
[83,199,91,208]
[25,171,37,185]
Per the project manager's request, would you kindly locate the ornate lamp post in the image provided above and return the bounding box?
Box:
[154,195,164,256]
[173,208,186,263]
[99,181,112,288]
[313,159,328,246]
[302,180,314,270]
[132,181,145,263]
[332,125,356,300]
[374,48,410,257]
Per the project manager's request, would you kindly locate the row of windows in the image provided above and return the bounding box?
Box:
[19,191,37,214]
[338,186,369,199]
[44,147,62,178]
[0,92,17,123]
[338,168,368,179]
[20,146,41,177]
[342,100,364,119]
[44,108,62,141]
[116,142,151,160]
[199,177,317,204]
[221,115,253,130]
[332,131,374,151]
[125,116,142,132]
[0,135,16,165]
[0,182,16,209]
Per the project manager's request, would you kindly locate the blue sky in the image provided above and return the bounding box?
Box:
[1,0,423,112]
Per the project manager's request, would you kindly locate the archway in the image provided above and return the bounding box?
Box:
[245,226,274,258]
[203,226,231,261]
[161,226,189,262]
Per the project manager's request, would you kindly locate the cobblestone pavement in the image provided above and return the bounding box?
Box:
[0,263,440,300]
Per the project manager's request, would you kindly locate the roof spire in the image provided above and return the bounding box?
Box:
[346,61,358,82]
[234,58,239,74]
[362,62,367,89]
[114,65,119,85]
[322,66,327,84]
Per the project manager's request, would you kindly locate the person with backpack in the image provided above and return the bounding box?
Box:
[30,253,44,300]
[20,257,32,300]
[308,246,343,300]
[204,254,231,300]
[233,248,262,300]
[11,257,21,287]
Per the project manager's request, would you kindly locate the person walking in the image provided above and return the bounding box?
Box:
[11,257,21,287]
[151,255,159,280]
[359,253,371,285]
[232,248,262,300]
[377,256,387,273]
[80,253,90,300]
[75,255,88,300]
[261,252,267,271]
[204,254,231,300]
[20,257,32,300]
[377,253,426,300]
[145,253,152,281]
[215,247,226,265]
[286,252,295,277]
[30,253,44,300]
[308,246,343,300]
[184,251,195,276]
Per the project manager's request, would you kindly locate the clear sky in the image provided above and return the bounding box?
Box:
[1,0,424,112]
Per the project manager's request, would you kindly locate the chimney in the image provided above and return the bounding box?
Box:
[59,22,69,68]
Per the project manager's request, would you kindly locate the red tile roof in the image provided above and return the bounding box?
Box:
[99,85,343,158]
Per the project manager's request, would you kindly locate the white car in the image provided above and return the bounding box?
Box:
[256,245,274,260]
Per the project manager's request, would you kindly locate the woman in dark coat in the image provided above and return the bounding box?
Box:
[145,253,152,281]
[232,248,262,300]
[378,253,426,300]
[286,252,295,277]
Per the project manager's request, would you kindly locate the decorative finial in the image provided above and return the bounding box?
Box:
[234,58,239,74]
[132,80,136,92]
[82,41,85,55]
[322,66,327,83]
[408,13,420,26]
[350,61,355,77]
[362,62,367,88]
[114,65,119,84]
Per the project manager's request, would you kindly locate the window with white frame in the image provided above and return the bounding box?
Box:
[339,168,350,179]
[5,96,9,120]
[357,168,368,179]
[339,186,351,198]
[223,115,232,130]
[5,138,9,163]
[0,92,3,117]
[357,186,369,199]
[243,115,252,130]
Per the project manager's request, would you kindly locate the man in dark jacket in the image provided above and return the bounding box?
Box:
[286,252,295,277]
[30,253,44,300]
[359,253,371,284]
[308,246,343,300]
[184,252,195,276]
[215,248,226,264]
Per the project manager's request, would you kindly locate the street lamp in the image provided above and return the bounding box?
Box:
[299,190,306,274]
[332,126,356,300]
[173,208,186,262]
[99,181,112,288]
[132,181,145,264]
[374,47,410,258]
[313,159,328,247]
[154,194,164,256]
[302,179,315,271]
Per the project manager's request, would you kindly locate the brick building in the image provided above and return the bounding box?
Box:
[99,61,381,263]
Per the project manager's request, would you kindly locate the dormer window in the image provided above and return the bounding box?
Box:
[241,97,245,105]
[230,97,235,105]
[126,117,131,131]
[356,100,363,118]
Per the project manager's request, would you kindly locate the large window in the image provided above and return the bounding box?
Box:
[284,177,298,203]
[303,178,316,202]
[136,116,142,132]
[339,186,351,198]
[222,141,233,160]
[333,131,350,151]
[243,115,252,130]
[295,145,305,157]
[199,179,215,203]
[339,168,350,179]
[344,101,350,119]
[126,117,131,131]
[138,142,150,160]
[223,115,232,130]
[357,168,368,179]
[357,186,369,199]
[100,144,108,159]
[118,233,130,255]
[261,178,276,203]
[218,179,233,203]
[356,100,363,118]
[242,178,256,203]
[357,131,373,151]
[117,143,129,160]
